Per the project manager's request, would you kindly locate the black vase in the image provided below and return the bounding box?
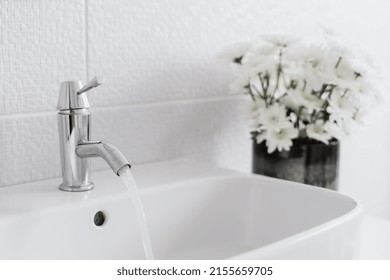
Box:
[252,138,340,190]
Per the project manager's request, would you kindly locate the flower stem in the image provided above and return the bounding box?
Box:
[258,74,268,99]
[269,48,283,103]
[335,56,342,69]
[247,86,256,101]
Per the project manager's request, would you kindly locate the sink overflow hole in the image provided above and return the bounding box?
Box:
[94,211,106,226]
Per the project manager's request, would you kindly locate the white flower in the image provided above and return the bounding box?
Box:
[243,43,278,67]
[257,103,291,132]
[217,42,252,65]
[245,56,276,77]
[248,99,267,129]
[229,73,251,94]
[287,43,327,63]
[255,130,267,144]
[353,108,368,125]
[323,30,355,61]
[325,121,346,140]
[349,57,373,79]
[265,126,299,153]
[328,90,357,125]
[357,78,378,99]
[306,120,332,144]
[303,54,337,90]
[281,88,323,113]
[249,99,267,117]
[333,58,359,87]
[261,34,299,47]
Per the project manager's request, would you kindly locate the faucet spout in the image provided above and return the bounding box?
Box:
[76,141,131,175]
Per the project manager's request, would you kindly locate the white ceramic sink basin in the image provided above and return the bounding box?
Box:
[0,161,362,259]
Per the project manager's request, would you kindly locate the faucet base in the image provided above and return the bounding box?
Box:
[59,182,94,192]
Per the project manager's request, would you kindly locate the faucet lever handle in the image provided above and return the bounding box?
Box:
[77,76,105,95]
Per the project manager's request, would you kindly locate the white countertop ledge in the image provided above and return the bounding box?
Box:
[0,160,241,221]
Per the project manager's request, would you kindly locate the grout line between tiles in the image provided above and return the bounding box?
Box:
[84,0,89,80]
[0,95,246,120]
[92,94,246,112]
[0,111,57,120]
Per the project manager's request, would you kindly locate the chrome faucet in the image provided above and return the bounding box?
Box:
[57,76,130,192]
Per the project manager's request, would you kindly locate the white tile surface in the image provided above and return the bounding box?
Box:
[91,97,251,173]
[0,0,86,114]
[0,112,59,186]
[86,0,321,108]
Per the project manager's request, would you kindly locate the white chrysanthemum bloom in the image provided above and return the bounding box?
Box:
[350,57,373,79]
[289,43,327,62]
[357,78,377,97]
[306,120,332,144]
[265,126,299,153]
[229,71,251,94]
[248,99,267,129]
[255,130,267,144]
[249,99,267,117]
[324,33,355,62]
[328,90,358,125]
[295,57,328,90]
[333,59,360,88]
[325,121,346,140]
[305,73,325,92]
[261,34,299,47]
[337,117,358,137]
[282,62,305,83]
[282,88,323,113]
[257,103,291,132]
[304,56,336,89]
[243,44,278,67]
[245,56,276,78]
[353,108,369,126]
[217,42,252,65]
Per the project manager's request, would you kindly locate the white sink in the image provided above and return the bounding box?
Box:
[0,161,362,259]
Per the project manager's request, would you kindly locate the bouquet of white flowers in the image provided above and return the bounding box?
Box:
[225,34,381,153]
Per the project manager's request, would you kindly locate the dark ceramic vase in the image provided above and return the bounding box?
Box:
[252,138,340,190]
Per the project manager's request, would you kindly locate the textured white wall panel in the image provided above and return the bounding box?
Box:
[92,97,251,172]
[0,112,59,186]
[86,0,321,108]
[0,0,86,114]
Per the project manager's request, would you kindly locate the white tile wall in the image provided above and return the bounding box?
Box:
[1,0,390,219]
[0,0,86,114]
[86,0,322,108]
[92,97,251,171]
[0,112,59,185]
